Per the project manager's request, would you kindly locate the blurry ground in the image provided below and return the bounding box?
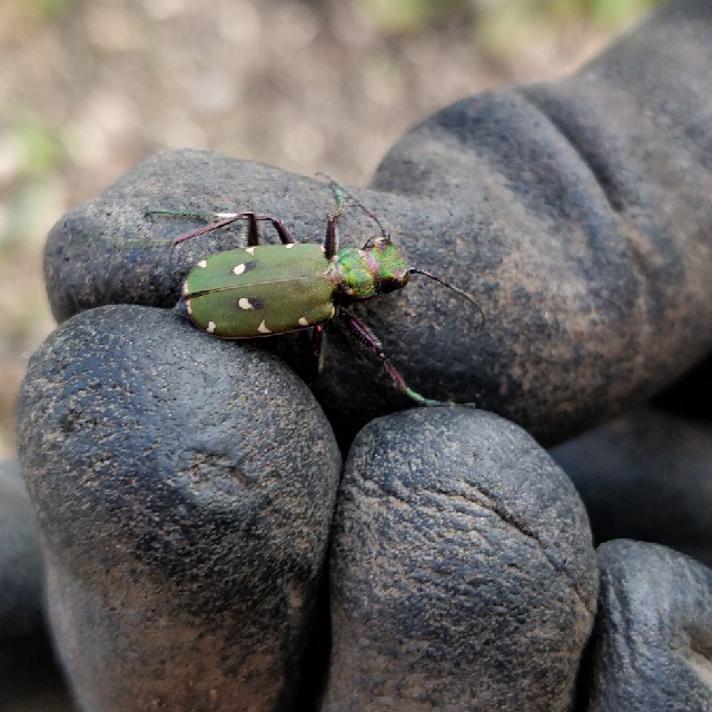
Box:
[0,0,659,458]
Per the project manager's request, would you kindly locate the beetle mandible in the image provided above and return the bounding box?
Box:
[157,179,483,407]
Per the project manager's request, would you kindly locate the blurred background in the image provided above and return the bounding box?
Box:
[0,0,662,458]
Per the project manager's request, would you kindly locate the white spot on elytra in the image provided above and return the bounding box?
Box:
[181,282,189,296]
[298,317,309,327]
[185,299,192,315]
[238,297,254,310]
[245,246,256,255]
[257,320,271,334]
[233,263,246,276]
[197,259,208,269]
[285,243,295,248]
[207,321,216,333]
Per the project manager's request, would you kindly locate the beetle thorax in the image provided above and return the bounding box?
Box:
[331,241,410,300]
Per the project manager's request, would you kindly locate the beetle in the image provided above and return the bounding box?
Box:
[156,180,482,406]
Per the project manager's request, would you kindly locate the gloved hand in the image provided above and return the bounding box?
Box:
[16,0,712,709]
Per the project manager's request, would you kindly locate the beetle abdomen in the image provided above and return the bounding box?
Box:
[179,244,337,338]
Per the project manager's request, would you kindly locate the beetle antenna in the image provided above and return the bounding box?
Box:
[316,172,389,240]
[409,268,485,328]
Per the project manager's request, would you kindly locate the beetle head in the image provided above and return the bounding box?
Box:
[363,237,410,294]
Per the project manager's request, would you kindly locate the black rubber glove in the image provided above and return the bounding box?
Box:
[17,1,712,710]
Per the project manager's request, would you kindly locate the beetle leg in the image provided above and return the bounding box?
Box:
[218,212,294,245]
[311,323,325,376]
[257,215,294,244]
[323,214,339,259]
[146,209,221,220]
[321,175,347,259]
[317,172,391,240]
[245,213,261,246]
[170,215,247,244]
[341,310,447,407]
[150,209,295,247]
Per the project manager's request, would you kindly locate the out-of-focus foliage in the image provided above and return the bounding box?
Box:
[6,115,68,181]
[474,0,663,58]
[360,0,466,32]
[360,0,664,62]
[27,0,77,21]
[362,0,663,34]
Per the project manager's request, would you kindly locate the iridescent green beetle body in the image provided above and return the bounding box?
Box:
[178,231,412,339]
[180,244,338,338]
[164,180,481,406]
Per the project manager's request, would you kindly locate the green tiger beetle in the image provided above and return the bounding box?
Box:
[155,179,483,407]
